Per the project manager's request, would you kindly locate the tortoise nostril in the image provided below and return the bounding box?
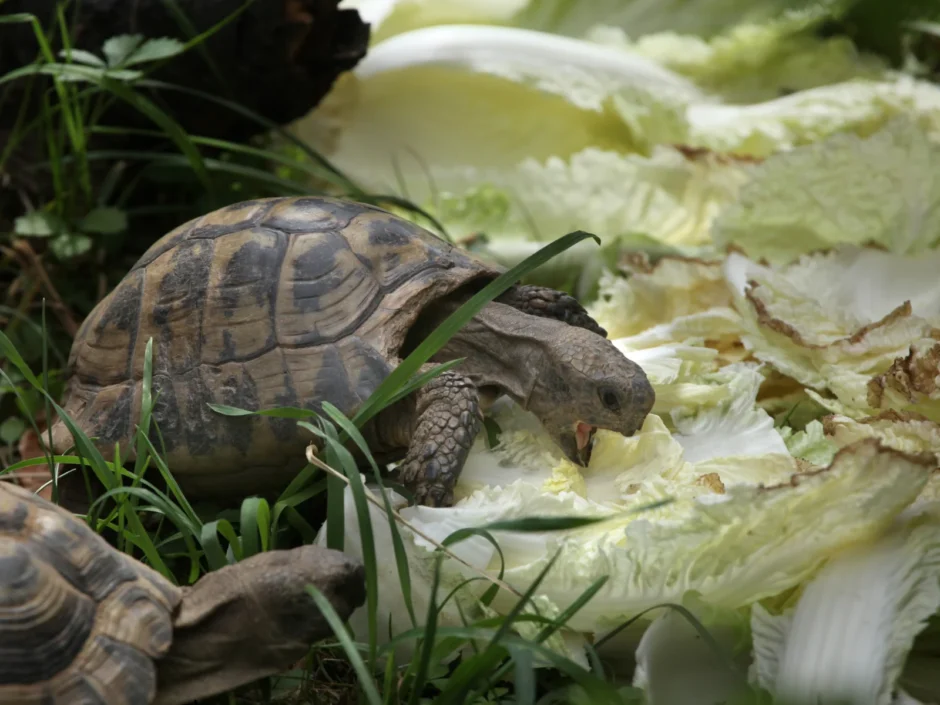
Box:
[626,374,655,433]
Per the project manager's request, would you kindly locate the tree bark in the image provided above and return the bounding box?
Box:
[0,0,370,144]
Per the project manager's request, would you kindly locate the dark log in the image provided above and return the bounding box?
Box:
[0,0,370,144]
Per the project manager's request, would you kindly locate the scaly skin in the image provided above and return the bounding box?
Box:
[497,284,607,337]
[395,366,483,507]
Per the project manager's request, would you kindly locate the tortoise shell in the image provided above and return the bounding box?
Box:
[50,197,502,498]
[0,481,180,704]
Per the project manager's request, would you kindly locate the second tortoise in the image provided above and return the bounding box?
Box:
[50,196,654,506]
[0,480,365,705]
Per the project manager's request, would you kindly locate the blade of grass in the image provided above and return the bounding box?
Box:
[239,497,270,557]
[217,519,243,562]
[382,648,398,705]
[305,585,383,705]
[497,635,622,701]
[53,5,93,203]
[0,13,92,203]
[118,337,158,553]
[132,337,156,480]
[135,432,202,528]
[109,86,443,233]
[201,519,233,570]
[319,401,418,627]
[0,454,87,475]
[84,486,180,580]
[446,507,672,699]
[300,419,380,662]
[325,457,347,552]
[380,615,542,655]
[88,484,200,538]
[39,302,55,501]
[404,552,444,705]
[207,403,318,419]
[156,0,245,91]
[478,551,560,653]
[511,647,536,705]
[0,305,66,364]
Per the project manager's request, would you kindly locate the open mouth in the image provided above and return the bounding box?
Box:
[573,421,597,465]
[575,421,594,451]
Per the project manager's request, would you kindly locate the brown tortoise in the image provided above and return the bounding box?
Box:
[0,480,365,705]
[49,196,654,506]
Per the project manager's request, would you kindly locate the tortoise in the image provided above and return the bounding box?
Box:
[49,196,654,507]
[0,480,366,705]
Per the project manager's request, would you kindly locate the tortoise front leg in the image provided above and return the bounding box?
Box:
[497,284,607,337]
[379,366,483,507]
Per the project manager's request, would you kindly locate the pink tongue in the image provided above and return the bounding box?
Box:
[575,422,593,450]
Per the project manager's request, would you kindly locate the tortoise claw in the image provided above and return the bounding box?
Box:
[412,482,454,508]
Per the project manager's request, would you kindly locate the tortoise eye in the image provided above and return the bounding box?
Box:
[599,387,621,412]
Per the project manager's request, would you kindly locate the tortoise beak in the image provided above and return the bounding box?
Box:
[559,422,595,466]
[575,421,593,450]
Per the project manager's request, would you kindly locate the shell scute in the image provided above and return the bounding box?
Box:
[242,349,297,442]
[91,581,174,659]
[0,484,179,703]
[340,212,452,288]
[136,238,215,377]
[56,634,157,705]
[188,198,276,241]
[261,195,377,233]
[70,268,145,388]
[19,493,136,602]
[0,489,29,533]
[129,224,190,274]
[179,368,229,457]
[201,228,282,365]
[81,382,137,453]
[0,541,96,685]
[197,363,259,456]
[280,337,391,420]
[275,229,380,347]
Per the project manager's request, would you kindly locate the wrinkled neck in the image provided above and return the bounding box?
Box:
[416,299,555,409]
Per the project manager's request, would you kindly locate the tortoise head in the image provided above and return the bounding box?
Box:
[529,325,655,464]
[241,544,366,645]
[155,545,365,705]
